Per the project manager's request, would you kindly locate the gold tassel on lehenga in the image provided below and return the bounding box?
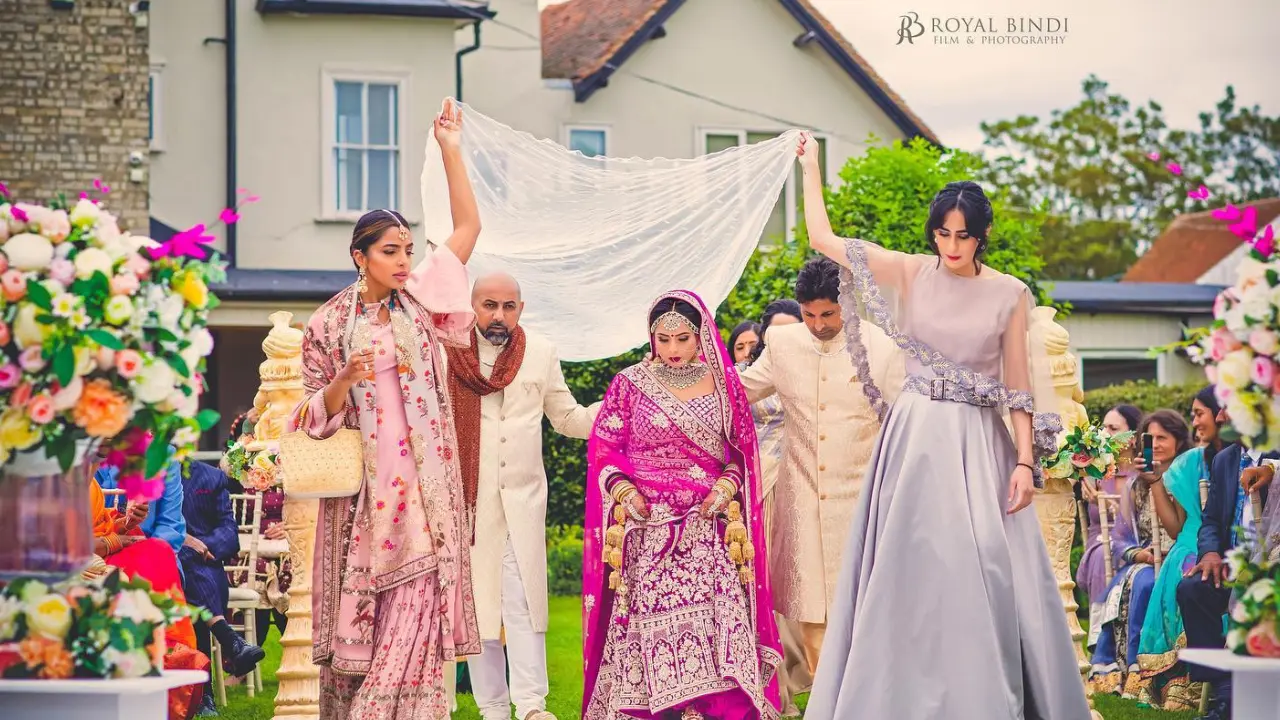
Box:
[723,500,755,587]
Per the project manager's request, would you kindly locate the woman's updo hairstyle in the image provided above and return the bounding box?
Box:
[648,299,703,334]
[925,181,994,273]
[349,209,410,269]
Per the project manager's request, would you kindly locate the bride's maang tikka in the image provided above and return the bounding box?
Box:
[649,302,694,335]
[382,209,410,242]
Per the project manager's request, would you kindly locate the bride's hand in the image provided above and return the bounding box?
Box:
[1007,464,1035,515]
[627,491,650,521]
[434,98,463,151]
[796,132,820,175]
[699,486,730,518]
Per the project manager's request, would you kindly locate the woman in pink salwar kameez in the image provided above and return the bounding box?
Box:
[583,290,782,720]
[293,101,482,720]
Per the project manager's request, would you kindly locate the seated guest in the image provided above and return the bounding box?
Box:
[180,458,266,691]
[95,455,186,556]
[1137,389,1227,710]
[89,478,209,720]
[247,485,290,638]
[1177,407,1276,720]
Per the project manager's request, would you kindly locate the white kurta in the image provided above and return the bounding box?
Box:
[738,322,904,624]
[469,328,599,640]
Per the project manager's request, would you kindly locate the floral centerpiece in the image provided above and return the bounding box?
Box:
[1224,540,1280,657]
[0,183,253,498]
[0,572,208,679]
[1149,156,1280,450]
[221,436,280,491]
[1042,422,1135,483]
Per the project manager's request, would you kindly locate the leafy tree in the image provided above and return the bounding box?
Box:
[980,75,1280,280]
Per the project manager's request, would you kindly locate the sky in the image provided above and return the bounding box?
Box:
[810,0,1280,149]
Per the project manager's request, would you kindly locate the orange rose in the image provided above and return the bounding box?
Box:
[72,378,132,438]
[38,641,73,679]
[18,636,49,668]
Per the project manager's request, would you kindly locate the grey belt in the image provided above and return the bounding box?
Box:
[902,374,1000,408]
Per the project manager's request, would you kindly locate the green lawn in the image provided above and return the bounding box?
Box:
[221,596,1190,719]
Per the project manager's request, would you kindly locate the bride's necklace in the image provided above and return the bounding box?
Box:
[653,361,708,390]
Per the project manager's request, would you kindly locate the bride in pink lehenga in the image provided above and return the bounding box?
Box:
[582,290,782,720]
[293,100,482,720]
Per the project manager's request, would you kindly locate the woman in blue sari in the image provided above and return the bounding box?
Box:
[1136,387,1224,710]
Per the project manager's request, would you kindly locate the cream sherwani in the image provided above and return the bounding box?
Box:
[738,321,904,627]
[466,327,598,720]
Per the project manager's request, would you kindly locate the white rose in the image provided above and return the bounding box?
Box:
[111,588,165,624]
[2,232,54,271]
[73,246,114,280]
[172,426,200,449]
[122,234,158,254]
[18,581,49,604]
[1229,396,1263,439]
[1226,627,1247,651]
[1245,579,1276,603]
[1226,546,1249,579]
[132,360,178,404]
[1231,600,1252,623]
[1240,284,1273,322]
[0,204,22,235]
[163,388,199,417]
[25,593,72,640]
[12,303,51,349]
[1238,256,1269,286]
[158,295,184,328]
[95,211,122,244]
[68,197,101,228]
[1218,349,1254,391]
[102,647,153,679]
[189,328,214,358]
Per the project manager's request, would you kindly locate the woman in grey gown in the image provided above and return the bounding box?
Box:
[795,133,1091,720]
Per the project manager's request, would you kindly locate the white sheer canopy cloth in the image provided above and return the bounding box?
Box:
[419,102,799,362]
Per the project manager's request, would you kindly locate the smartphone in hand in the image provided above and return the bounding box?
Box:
[1141,432,1154,472]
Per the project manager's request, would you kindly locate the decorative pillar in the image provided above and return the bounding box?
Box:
[244,311,321,719]
[1032,306,1102,719]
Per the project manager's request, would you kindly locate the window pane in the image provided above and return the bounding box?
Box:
[334,147,345,209]
[339,148,364,211]
[568,129,606,158]
[704,133,739,154]
[761,193,787,244]
[367,149,393,211]
[746,131,776,145]
[335,81,363,144]
[1081,358,1158,391]
[368,84,396,146]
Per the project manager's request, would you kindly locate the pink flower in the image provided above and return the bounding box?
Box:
[1070,452,1092,468]
[48,257,75,286]
[1213,204,1242,222]
[1271,369,1280,395]
[1188,185,1211,200]
[122,253,151,278]
[1,269,26,301]
[1252,225,1276,258]
[0,363,20,389]
[1251,357,1276,388]
[147,223,215,261]
[0,254,7,273]
[92,178,111,195]
[18,346,45,372]
[1210,328,1238,362]
[118,471,166,503]
[11,382,31,408]
[95,346,116,371]
[10,205,28,223]
[27,394,54,424]
[114,349,142,378]
[1244,623,1280,658]
[1147,152,1161,161]
[1214,291,1230,318]
[1204,364,1218,385]
[0,320,8,346]
[1229,206,1260,242]
[1249,329,1279,356]
[1166,162,1183,176]
[109,273,140,296]
[121,427,153,456]
[0,182,8,197]
[218,208,240,225]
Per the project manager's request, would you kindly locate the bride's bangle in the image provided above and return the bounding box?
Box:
[1016,462,1037,474]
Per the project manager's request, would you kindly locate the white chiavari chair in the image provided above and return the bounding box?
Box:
[210,493,265,703]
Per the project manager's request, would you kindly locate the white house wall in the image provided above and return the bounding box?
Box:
[1059,312,1211,387]
[463,0,906,162]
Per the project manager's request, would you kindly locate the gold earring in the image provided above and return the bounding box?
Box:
[357,267,368,293]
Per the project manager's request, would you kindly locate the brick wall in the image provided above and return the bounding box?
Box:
[0,0,150,232]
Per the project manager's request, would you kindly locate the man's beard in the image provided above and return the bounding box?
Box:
[482,323,511,345]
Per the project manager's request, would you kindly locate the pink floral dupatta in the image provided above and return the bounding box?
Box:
[581,289,781,711]
[292,246,481,672]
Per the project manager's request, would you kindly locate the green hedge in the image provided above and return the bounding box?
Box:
[546,524,584,596]
[1082,380,1204,423]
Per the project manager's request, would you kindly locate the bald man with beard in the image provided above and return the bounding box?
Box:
[445,272,600,720]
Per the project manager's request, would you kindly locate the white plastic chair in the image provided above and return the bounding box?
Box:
[210,493,265,703]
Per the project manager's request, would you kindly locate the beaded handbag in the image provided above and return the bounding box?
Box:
[278,402,363,499]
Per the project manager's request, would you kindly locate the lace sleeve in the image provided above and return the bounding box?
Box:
[1001,284,1063,486]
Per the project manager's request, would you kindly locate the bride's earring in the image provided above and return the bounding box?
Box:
[357,266,369,293]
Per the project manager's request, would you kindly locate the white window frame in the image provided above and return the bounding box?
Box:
[696,127,830,243]
[319,65,412,221]
[148,61,165,152]
[562,124,611,158]
[1077,349,1168,389]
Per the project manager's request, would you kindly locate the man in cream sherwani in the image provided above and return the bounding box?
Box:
[447,272,599,720]
[738,256,904,693]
